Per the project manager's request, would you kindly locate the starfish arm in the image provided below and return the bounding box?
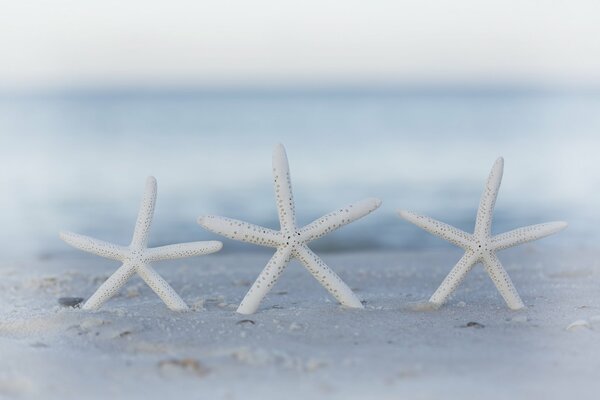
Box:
[397,210,472,249]
[474,157,504,236]
[492,221,568,250]
[429,251,478,307]
[272,144,297,230]
[198,216,282,247]
[293,244,364,309]
[82,262,136,310]
[237,247,293,314]
[145,241,223,262]
[130,176,157,248]
[482,254,525,310]
[59,231,127,261]
[299,198,382,242]
[136,264,189,311]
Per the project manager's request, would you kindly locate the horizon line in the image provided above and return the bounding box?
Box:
[2,82,600,98]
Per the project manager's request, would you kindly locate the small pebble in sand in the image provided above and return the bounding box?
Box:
[58,297,84,308]
[236,319,255,325]
[462,322,485,329]
[457,301,466,308]
[566,320,591,331]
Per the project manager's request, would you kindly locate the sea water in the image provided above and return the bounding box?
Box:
[0,88,598,259]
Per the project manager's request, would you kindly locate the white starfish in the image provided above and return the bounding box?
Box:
[398,157,567,310]
[198,144,381,314]
[60,177,222,311]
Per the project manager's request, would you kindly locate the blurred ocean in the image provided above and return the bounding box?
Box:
[0,88,599,260]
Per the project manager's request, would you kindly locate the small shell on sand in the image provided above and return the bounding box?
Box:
[566,320,592,331]
[58,297,84,308]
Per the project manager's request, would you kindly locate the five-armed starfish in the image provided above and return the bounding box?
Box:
[60,177,222,311]
[198,144,381,314]
[398,157,567,310]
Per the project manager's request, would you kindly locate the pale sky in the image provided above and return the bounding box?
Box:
[1,0,600,88]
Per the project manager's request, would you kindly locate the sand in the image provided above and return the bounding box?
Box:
[1,246,599,399]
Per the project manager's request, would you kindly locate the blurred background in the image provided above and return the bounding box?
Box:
[1,1,599,259]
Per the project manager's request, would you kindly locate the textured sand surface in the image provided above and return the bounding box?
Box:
[1,247,599,399]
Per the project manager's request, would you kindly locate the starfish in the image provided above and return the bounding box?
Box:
[198,144,381,314]
[60,177,222,311]
[398,157,567,310]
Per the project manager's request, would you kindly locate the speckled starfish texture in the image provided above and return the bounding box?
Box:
[198,144,382,314]
[60,177,222,311]
[398,157,567,310]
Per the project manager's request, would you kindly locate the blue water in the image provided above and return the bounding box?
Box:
[1,88,599,259]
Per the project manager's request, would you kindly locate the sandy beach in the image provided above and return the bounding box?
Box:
[1,246,598,399]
